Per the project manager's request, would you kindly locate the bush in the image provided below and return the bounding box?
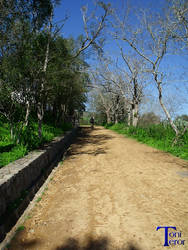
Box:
[61,122,73,131]
[104,122,114,129]
[0,145,28,168]
[0,120,72,167]
[15,122,41,150]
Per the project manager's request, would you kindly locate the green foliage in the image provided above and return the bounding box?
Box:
[13,122,39,150]
[0,0,101,169]
[0,122,11,142]
[14,122,67,150]
[36,197,42,203]
[0,145,28,168]
[0,119,72,168]
[0,6,88,140]
[79,118,90,125]
[16,225,25,232]
[61,122,73,131]
[104,123,120,129]
[106,123,188,160]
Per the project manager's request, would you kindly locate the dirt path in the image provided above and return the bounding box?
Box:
[9,127,188,250]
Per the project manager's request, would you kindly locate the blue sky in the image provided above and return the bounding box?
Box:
[53,0,165,38]
[53,0,188,117]
[54,0,86,38]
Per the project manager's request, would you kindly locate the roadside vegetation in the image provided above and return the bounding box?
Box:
[105,123,188,160]
[0,1,111,168]
[88,0,188,151]
[0,117,72,168]
[1,0,188,166]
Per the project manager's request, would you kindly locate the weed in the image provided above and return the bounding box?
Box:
[16,225,25,232]
[25,215,32,220]
[5,243,11,249]
[36,197,42,203]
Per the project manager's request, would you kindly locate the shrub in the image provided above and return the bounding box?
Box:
[0,119,71,167]
[61,122,73,131]
[0,145,28,168]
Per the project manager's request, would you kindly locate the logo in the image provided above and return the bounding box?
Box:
[156,226,185,247]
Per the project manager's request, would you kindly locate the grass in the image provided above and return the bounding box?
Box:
[35,183,49,203]
[0,145,28,167]
[105,123,188,160]
[25,214,32,220]
[36,197,42,203]
[4,225,25,248]
[16,225,25,233]
[0,121,72,168]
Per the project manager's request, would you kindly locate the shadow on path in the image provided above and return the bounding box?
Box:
[8,230,42,249]
[55,236,141,250]
[66,127,114,157]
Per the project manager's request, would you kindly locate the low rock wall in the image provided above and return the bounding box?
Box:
[0,127,79,242]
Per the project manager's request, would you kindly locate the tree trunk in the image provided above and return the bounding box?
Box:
[37,11,52,138]
[106,110,111,123]
[24,100,30,126]
[115,112,118,124]
[157,81,178,136]
[132,78,139,127]
[10,123,14,140]
[37,102,44,138]
[127,108,131,126]
[132,102,138,127]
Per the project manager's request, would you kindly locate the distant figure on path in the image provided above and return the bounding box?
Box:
[90,116,95,129]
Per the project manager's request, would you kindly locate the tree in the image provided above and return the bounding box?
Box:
[0,0,112,139]
[89,63,129,124]
[175,114,188,128]
[0,0,59,139]
[118,50,146,126]
[167,0,188,47]
[138,112,161,127]
[74,1,112,57]
[90,54,146,126]
[112,3,188,142]
[35,0,111,136]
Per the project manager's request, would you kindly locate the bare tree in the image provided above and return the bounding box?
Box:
[92,55,145,126]
[74,1,112,58]
[167,0,188,47]
[119,50,146,126]
[89,68,127,124]
[89,71,115,123]
[112,4,188,140]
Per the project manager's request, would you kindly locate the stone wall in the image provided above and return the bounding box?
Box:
[0,127,79,242]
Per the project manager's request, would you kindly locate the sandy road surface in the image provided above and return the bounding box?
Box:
[9,127,188,250]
